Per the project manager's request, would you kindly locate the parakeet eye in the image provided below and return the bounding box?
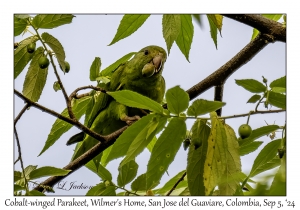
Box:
[144,49,149,55]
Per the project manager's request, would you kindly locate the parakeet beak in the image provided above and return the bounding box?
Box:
[152,53,164,73]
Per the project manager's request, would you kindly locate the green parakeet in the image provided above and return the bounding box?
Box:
[67,45,167,160]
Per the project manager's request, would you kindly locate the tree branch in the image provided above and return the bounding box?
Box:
[186,33,271,101]
[14,103,30,125]
[33,126,128,192]
[166,171,186,196]
[14,89,107,143]
[222,14,286,42]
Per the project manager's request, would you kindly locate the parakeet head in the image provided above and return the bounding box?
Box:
[130,45,167,77]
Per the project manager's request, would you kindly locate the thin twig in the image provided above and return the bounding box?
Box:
[14,126,28,191]
[14,103,30,125]
[166,171,186,196]
[31,22,73,119]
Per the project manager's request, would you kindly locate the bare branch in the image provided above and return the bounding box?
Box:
[14,103,30,125]
[14,126,28,190]
[222,14,286,42]
[166,171,187,196]
[14,89,107,143]
[186,33,270,101]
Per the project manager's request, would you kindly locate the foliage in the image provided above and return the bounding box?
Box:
[14,14,286,196]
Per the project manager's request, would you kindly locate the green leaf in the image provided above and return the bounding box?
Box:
[207,15,223,49]
[235,79,266,93]
[192,14,202,28]
[96,76,110,84]
[252,15,282,40]
[271,87,286,93]
[187,99,226,117]
[14,36,39,79]
[105,114,167,164]
[86,160,112,181]
[86,182,116,196]
[268,155,286,195]
[14,184,25,192]
[131,173,147,191]
[15,165,37,187]
[146,118,186,190]
[28,190,45,196]
[251,28,260,40]
[108,90,164,114]
[270,76,286,89]
[100,146,113,167]
[249,139,281,177]
[240,141,263,156]
[84,91,109,128]
[268,91,286,109]
[14,16,29,36]
[15,14,31,19]
[90,57,101,81]
[187,119,210,195]
[156,170,187,195]
[165,86,189,115]
[120,115,166,167]
[41,32,66,70]
[22,47,48,102]
[263,14,283,21]
[203,112,227,195]
[239,125,280,147]
[219,124,241,195]
[247,94,261,103]
[117,160,138,187]
[32,14,74,29]
[147,136,157,153]
[175,15,194,62]
[29,166,70,180]
[14,171,22,182]
[100,52,136,77]
[39,96,92,156]
[109,14,150,46]
[162,15,181,54]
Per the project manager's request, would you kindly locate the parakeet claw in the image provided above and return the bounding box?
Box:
[124,115,141,125]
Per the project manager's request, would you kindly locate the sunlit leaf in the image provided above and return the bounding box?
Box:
[109,14,150,46]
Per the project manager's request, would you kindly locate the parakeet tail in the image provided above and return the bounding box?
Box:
[66,132,85,145]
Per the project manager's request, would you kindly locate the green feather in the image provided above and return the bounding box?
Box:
[67,45,167,161]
